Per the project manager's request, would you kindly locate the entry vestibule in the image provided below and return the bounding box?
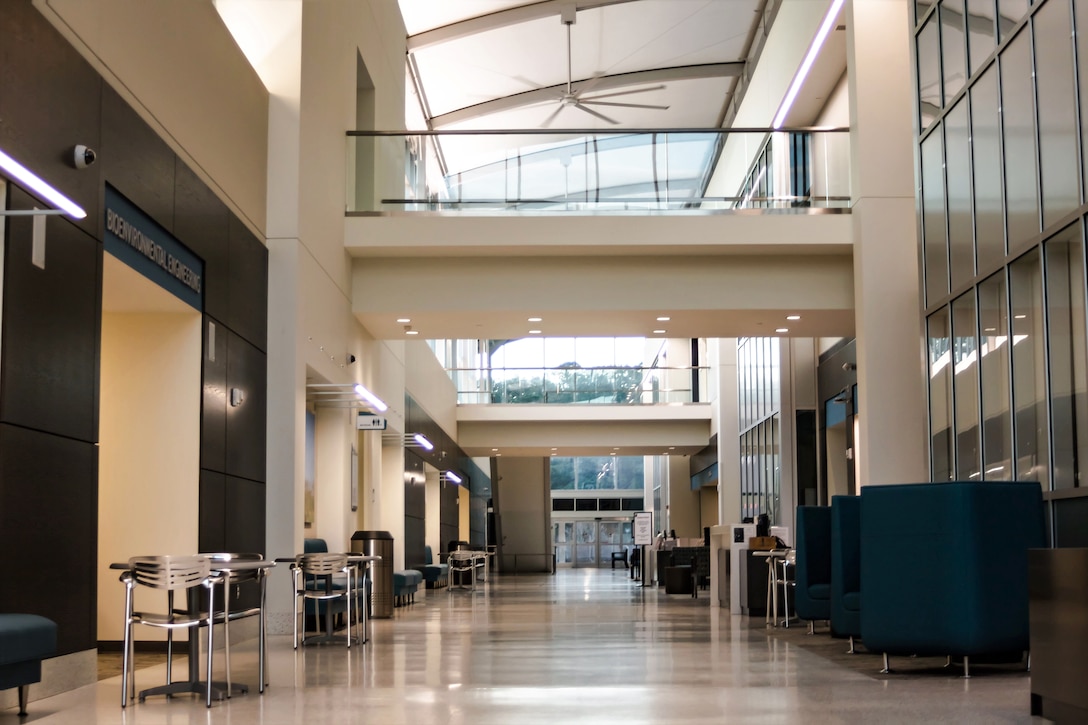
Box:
[97,254,202,645]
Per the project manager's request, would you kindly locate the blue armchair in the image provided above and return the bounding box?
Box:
[421,546,448,589]
[830,495,861,651]
[860,481,1045,676]
[794,506,832,631]
[0,614,57,716]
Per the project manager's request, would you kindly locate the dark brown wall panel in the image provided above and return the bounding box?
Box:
[226,331,267,483]
[174,162,230,321]
[224,476,265,554]
[0,424,97,655]
[1,188,101,442]
[228,216,268,352]
[201,318,228,472]
[199,469,227,553]
[0,1,103,239]
[101,86,176,233]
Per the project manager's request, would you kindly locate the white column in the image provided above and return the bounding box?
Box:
[315,406,353,550]
[712,339,741,525]
[847,0,928,486]
[381,443,406,570]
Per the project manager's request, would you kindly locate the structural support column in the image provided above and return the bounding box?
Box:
[712,339,741,525]
[846,0,928,486]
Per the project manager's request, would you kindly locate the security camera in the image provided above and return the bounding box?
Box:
[73,145,97,169]
[347,354,357,364]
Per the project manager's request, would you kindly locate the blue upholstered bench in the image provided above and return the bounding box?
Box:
[393,570,422,606]
[0,613,57,716]
[421,546,448,589]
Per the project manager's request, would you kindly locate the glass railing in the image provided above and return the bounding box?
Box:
[346,128,851,214]
[449,365,710,405]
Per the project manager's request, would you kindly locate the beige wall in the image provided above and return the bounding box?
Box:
[667,454,700,538]
[699,487,719,532]
[97,311,202,642]
[37,0,269,235]
[494,457,549,570]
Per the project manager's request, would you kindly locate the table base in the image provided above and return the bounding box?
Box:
[138,679,248,703]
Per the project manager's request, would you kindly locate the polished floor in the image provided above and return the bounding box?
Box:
[5,568,1046,724]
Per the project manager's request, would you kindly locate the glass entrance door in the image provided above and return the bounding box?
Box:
[553,519,634,568]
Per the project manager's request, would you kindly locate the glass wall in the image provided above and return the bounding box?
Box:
[737,338,782,523]
[917,0,1088,523]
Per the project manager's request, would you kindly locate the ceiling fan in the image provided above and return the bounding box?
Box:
[541,10,669,127]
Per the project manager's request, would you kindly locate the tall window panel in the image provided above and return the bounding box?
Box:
[979,272,1013,480]
[1075,0,1088,207]
[1045,222,1088,490]
[953,291,982,479]
[972,65,1005,272]
[1001,28,1040,251]
[1010,250,1049,487]
[941,0,968,100]
[966,0,997,77]
[919,16,943,130]
[929,309,955,480]
[997,0,1030,41]
[947,98,975,288]
[923,130,950,305]
[1033,0,1079,229]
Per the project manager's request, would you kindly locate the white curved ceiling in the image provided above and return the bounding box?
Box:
[399,0,763,131]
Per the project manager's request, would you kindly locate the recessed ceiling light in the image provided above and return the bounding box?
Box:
[613,447,620,450]
[657,316,671,321]
[528,317,542,322]
[406,330,419,335]
[984,327,996,332]
[397,318,411,323]
[786,315,801,321]
[669,446,675,450]
[529,329,542,334]
[610,452,617,456]
[551,453,557,456]
[1015,314,1027,319]
[492,448,499,452]
[776,328,788,333]
[653,329,666,334]
[551,448,557,451]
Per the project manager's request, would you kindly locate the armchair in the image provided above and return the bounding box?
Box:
[794,506,832,632]
[830,495,861,652]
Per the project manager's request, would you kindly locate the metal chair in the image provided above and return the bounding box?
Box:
[204,552,268,695]
[291,553,357,648]
[119,555,221,708]
[448,550,478,591]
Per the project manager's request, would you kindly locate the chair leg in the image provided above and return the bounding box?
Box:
[808,620,814,635]
[962,655,971,679]
[166,590,174,686]
[206,585,216,708]
[17,685,28,717]
[121,584,134,708]
[259,573,268,691]
[881,653,891,674]
[292,572,300,650]
[847,635,855,654]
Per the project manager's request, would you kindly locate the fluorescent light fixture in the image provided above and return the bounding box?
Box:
[653,329,666,334]
[772,0,846,129]
[406,330,419,335]
[786,315,801,321]
[528,317,542,322]
[413,433,434,451]
[529,329,542,334]
[397,318,411,323]
[445,470,463,484]
[353,383,388,412]
[657,316,671,321]
[776,328,789,333]
[0,147,87,219]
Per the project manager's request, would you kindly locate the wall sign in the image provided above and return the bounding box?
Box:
[104,185,204,311]
[357,413,388,430]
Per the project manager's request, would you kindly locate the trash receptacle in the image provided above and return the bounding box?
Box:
[351,530,393,619]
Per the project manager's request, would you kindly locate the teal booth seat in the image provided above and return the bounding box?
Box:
[859,481,1045,676]
[420,546,448,589]
[794,506,832,628]
[830,495,862,649]
[0,613,57,716]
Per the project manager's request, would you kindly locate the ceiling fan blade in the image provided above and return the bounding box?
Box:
[572,71,608,99]
[573,102,619,125]
[540,104,565,128]
[579,85,667,102]
[578,100,670,111]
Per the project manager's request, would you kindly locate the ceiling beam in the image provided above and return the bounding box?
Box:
[430,63,744,127]
[406,0,640,51]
